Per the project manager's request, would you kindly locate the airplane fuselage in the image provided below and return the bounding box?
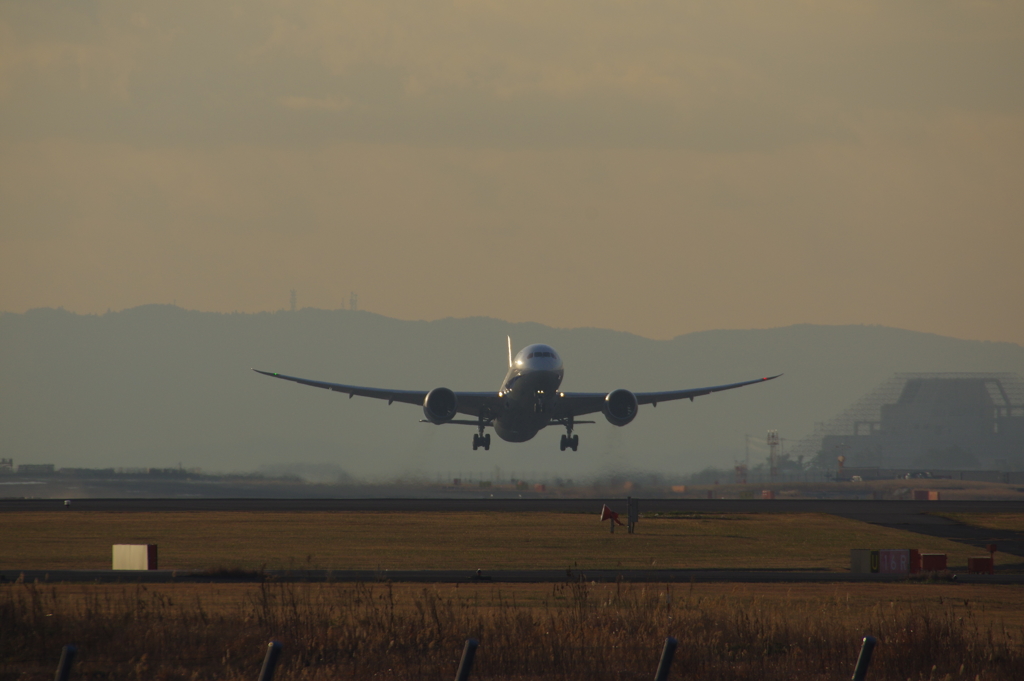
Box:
[493,343,564,442]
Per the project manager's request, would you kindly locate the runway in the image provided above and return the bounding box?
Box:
[4,497,1024,515]
[4,568,1023,585]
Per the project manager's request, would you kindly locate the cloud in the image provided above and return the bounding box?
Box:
[2,1,1021,149]
[279,95,351,112]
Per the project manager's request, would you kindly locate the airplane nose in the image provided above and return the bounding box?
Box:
[517,347,562,372]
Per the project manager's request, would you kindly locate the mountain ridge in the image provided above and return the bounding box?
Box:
[2,306,1022,479]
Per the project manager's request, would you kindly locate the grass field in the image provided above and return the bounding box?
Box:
[4,511,1024,680]
[0,511,1012,571]
[3,579,1023,680]
[9,580,1024,628]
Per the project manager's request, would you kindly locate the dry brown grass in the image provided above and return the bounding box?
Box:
[0,511,1002,571]
[2,580,1023,681]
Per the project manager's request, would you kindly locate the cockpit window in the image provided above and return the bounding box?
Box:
[527,352,534,358]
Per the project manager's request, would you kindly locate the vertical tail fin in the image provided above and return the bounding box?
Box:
[507,336,512,368]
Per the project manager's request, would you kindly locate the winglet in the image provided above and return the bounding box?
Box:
[507,336,512,368]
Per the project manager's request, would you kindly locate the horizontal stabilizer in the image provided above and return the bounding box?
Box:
[420,419,494,426]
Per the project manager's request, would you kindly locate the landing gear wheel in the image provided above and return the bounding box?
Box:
[483,434,491,451]
[559,434,567,451]
[570,434,579,451]
[472,434,480,450]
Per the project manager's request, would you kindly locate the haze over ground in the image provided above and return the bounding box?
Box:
[1,1,1023,346]
[3,307,1023,479]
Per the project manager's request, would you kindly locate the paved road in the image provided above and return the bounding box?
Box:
[4,568,1022,585]
[839,516,1024,560]
[4,497,1024,515]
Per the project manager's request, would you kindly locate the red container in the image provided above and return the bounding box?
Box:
[920,553,947,571]
[761,490,775,500]
[968,557,994,574]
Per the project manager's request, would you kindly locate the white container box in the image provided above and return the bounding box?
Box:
[112,544,158,570]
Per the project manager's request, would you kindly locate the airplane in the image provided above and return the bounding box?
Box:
[254,339,780,451]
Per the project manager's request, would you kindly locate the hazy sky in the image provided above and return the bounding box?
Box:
[2,0,1022,344]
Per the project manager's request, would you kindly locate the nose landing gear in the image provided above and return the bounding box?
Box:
[472,433,491,451]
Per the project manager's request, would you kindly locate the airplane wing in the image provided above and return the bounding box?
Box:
[557,374,782,417]
[252,369,501,418]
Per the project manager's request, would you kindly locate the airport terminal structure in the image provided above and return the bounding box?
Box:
[807,373,1024,474]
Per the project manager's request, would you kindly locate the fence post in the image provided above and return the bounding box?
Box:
[654,637,678,681]
[454,638,479,681]
[851,636,877,681]
[54,645,77,681]
[258,641,282,681]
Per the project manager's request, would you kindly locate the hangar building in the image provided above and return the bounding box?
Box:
[807,373,1024,471]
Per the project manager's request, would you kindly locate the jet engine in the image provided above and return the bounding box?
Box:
[423,387,459,424]
[603,389,638,426]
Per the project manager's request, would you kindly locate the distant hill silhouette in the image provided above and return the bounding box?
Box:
[2,306,1022,480]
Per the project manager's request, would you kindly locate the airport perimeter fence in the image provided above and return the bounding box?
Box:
[46,635,878,681]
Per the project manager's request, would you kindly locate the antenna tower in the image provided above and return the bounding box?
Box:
[767,429,780,482]
[349,292,358,311]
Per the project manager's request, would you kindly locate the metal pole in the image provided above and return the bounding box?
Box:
[454,638,479,681]
[851,636,877,681]
[258,641,282,681]
[54,645,77,681]
[653,637,678,681]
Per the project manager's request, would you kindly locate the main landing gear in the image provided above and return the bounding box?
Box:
[559,414,579,451]
[471,411,491,448]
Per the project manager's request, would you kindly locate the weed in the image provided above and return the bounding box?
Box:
[2,581,1023,680]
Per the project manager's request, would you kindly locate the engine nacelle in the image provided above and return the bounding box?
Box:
[423,387,458,424]
[603,389,639,426]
